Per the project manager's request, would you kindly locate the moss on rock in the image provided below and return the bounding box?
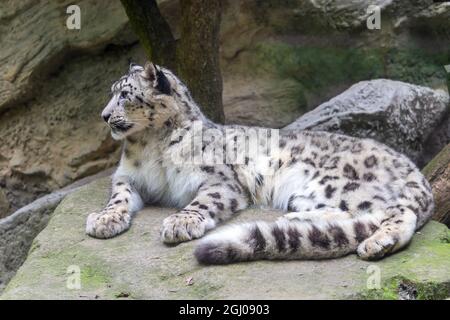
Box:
[359,276,450,300]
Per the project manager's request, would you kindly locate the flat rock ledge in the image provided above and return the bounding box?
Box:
[1,178,449,300]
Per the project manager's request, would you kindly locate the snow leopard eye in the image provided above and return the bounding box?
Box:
[119,91,128,99]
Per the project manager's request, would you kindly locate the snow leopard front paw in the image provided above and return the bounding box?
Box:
[86,207,131,239]
[160,212,208,244]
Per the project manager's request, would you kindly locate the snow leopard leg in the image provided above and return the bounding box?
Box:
[86,174,143,239]
[160,180,249,244]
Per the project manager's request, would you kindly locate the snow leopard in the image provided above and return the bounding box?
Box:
[85,62,434,264]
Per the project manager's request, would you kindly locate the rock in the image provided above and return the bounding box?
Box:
[0,0,134,111]
[0,188,9,219]
[223,76,303,128]
[0,169,113,292]
[1,177,448,299]
[405,2,450,32]
[300,0,394,29]
[284,79,449,165]
[219,0,309,128]
[0,1,141,215]
[0,44,139,213]
[422,143,450,227]
[283,0,449,33]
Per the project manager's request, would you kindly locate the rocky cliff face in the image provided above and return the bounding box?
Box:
[0,0,448,218]
[0,1,138,216]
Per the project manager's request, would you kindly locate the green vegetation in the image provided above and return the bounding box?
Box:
[360,276,450,300]
[253,42,449,95]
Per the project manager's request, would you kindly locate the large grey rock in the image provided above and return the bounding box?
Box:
[1,177,449,299]
[0,169,113,292]
[284,79,449,165]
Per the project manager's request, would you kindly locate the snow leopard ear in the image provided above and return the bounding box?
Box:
[144,62,171,95]
[128,62,138,73]
[144,62,157,82]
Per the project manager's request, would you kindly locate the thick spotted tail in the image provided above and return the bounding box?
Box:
[194,212,385,265]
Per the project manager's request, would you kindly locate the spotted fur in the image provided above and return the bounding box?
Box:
[86,62,434,264]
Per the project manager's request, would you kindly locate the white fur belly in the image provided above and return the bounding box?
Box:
[160,165,205,208]
[116,133,205,208]
[118,156,167,204]
[121,157,204,208]
[268,166,314,210]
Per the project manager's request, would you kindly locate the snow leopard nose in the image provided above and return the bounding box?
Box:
[102,113,111,123]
